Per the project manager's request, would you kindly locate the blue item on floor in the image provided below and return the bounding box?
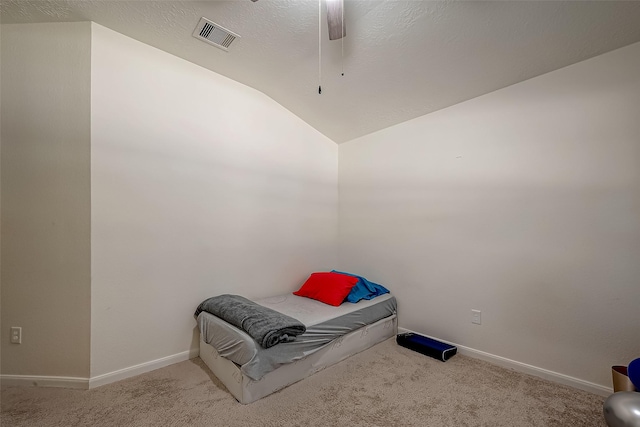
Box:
[396,332,457,362]
[628,358,640,389]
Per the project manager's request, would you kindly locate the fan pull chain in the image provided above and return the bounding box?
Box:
[341,0,344,76]
[318,0,322,94]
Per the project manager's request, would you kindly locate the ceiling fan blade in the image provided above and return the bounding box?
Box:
[327,0,346,40]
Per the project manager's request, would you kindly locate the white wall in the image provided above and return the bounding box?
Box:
[339,41,640,389]
[90,24,338,377]
[1,22,92,378]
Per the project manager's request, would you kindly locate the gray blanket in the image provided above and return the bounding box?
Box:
[194,294,306,348]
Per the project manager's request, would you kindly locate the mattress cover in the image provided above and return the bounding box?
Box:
[197,293,396,380]
[199,314,397,404]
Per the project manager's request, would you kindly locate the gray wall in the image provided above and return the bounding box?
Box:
[1,22,92,378]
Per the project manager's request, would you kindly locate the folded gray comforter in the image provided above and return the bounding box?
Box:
[194,294,306,348]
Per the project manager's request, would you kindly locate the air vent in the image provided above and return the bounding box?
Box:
[193,17,240,52]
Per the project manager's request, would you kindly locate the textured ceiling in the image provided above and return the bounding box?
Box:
[3,1,640,143]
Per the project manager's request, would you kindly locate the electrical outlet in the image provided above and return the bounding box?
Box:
[10,327,22,344]
[471,310,482,325]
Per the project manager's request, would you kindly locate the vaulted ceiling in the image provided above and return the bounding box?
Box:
[3,1,640,143]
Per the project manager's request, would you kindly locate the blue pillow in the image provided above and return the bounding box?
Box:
[331,270,390,303]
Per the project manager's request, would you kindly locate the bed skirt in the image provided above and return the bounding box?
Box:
[199,313,397,404]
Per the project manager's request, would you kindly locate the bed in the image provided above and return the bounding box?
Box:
[197,292,397,404]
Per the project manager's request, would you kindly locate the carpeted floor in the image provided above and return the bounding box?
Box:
[1,338,606,426]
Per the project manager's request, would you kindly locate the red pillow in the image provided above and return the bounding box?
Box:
[293,272,358,306]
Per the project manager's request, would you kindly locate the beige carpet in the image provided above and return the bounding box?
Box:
[1,338,606,426]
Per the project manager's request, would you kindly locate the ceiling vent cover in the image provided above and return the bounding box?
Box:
[193,17,240,52]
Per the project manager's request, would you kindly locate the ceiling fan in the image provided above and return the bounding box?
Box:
[250,0,345,40]
[251,0,346,94]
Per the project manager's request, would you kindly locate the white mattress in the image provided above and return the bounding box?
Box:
[254,293,395,326]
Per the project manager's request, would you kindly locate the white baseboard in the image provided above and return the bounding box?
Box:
[1,348,200,390]
[1,375,89,389]
[397,327,612,397]
[89,347,200,389]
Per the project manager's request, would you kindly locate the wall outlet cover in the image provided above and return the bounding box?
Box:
[471,310,482,325]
